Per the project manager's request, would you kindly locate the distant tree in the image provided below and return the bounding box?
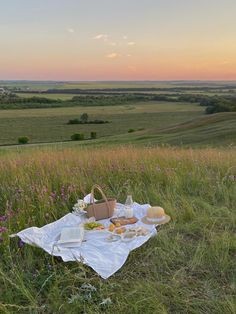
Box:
[71,133,85,141]
[80,113,89,123]
[91,132,97,139]
[68,119,80,124]
[205,106,215,114]
[128,129,135,133]
[18,136,29,144]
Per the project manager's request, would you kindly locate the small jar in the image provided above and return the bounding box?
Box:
[124,207,133,218]
[124,195,134,218]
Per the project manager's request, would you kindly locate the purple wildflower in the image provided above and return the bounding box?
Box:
[18,239,25,248]
[0,226,8,233]
[0,215,7,222]
[50,192,57,199]
[60,186,66,199]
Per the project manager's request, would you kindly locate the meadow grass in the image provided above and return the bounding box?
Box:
[0,146,235,313]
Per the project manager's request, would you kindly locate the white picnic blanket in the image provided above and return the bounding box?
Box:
[14,198,157,279]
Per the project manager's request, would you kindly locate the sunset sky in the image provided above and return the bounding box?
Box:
[1,0,236,81]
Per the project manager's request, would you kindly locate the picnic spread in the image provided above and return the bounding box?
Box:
[13,185,171,279]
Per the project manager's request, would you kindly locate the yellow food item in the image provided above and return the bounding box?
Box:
[109,224,115,232]
[115,222,121,227]
[116,228,126,234]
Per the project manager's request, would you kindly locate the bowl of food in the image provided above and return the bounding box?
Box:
[84,221,105,231]
[121,231,137,242]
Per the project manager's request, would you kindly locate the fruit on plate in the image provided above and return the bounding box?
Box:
[115,222,121,227]
[128,226,149,236]
[116,227,126,235]
[123,231,136,239]
[108,223,115,232]
[84,222,105,230]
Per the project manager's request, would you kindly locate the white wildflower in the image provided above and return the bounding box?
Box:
[99,297,112,307]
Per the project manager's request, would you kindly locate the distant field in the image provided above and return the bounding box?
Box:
[15,90,236,100]
[0,81,185,90]
[2,80,236,91]
[0,101,203,145]
[1,81,236,147]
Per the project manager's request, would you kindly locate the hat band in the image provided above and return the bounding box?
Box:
[146,216,166,223]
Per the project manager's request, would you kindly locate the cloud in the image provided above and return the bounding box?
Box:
[127,41,135,46]
[127,54,132,57]
[123,35,128,40]
[94,34,108,41]
[109,42,117,46]
[67,28,75,33]
[106,53,120,59]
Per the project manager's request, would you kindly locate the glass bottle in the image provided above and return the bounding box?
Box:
[124,195,134,218]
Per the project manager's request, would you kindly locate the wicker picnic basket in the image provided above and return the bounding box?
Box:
[86,185,116,220]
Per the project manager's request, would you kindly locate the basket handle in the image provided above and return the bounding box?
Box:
[90,184,111,217]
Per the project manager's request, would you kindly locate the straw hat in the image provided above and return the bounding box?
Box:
[142,206,171,225]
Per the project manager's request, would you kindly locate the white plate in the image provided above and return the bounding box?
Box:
[106,234,121,242]
[121,234,137,242]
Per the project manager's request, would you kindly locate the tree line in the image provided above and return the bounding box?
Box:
[0,92,236,114]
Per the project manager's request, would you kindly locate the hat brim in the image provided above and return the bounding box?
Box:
[141,215,171,225]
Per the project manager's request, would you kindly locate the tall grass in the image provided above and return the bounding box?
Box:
[0,146,235,313]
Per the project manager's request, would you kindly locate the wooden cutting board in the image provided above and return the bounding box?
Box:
[110,216,138,226]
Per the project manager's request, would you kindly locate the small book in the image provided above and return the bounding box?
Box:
[57,226,84,245]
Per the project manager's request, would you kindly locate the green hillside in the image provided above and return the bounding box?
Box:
[88,113,236,147]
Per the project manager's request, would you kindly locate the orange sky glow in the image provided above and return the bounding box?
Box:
[0,0,236,81]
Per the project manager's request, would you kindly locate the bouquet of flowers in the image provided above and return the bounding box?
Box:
[72,200,88,216]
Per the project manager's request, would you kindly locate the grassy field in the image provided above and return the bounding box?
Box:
[2,80,236,90]
[0,146,235,313]
[16,90,236,100]
[0,101,204,145]
[89,112,236,147]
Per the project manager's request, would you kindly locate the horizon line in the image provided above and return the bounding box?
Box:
[1,79,236,83]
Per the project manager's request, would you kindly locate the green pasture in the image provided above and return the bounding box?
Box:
[91,113,236,147]
[0,101,203,145]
